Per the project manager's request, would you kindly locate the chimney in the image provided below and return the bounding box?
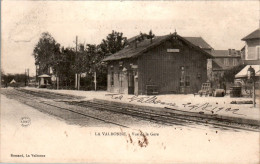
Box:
[174,29,177,35]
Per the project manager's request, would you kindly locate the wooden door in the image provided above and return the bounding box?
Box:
[128,71,134,94]
[179,66,190,94]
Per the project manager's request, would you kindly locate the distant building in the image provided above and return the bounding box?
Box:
[211,49,242,70]
[241,28,260,65]
[235,28,260,80]
[208,49,242,81]
[103,33,213,95]
[35,63,55,87]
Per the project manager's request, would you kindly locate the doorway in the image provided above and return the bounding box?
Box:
[128,71,134,94]
[179,66,190,94]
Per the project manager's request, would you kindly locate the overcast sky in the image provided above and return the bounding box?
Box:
[2,1,259,75]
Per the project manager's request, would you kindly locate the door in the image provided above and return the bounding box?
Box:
[179,66,190,94]
[119,71,124,94]
[128,71,134,94]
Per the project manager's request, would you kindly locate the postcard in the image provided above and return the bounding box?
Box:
[1,1,259,163]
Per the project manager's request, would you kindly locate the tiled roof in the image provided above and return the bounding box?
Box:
[184,37,212,49]
[103,34,213,61]
[211,50,241,58]
[242,28,260,40]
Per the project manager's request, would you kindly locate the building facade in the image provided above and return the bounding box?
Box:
[211,49,241,70]
[235,28,260,80]
[103,33,213,95]
[241,28,260,65]
[205,49,242,89]
[209,49,242,80]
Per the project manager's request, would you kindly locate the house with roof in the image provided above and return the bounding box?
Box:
[103,32,213,95]
[241,28,260,64]
[211,49,242,70]
[203,49,242,89]
[210,49,242,79]
[235,28,260,81]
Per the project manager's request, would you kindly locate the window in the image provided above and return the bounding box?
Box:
[233,58,237,66]
[180,66,185,86]
[110,66,114,86]
[119,72,123,87]
[128,72,134,87]
[179,78,185,87]
[224,58,229,66]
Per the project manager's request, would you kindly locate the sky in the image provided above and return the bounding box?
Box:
[1,1,259,75]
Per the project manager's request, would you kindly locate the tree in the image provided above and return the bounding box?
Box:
[99,30,127,56]
[58,47,76,87]
[222,64,246,82]
[32,32,61,75]
[76,31,127,90]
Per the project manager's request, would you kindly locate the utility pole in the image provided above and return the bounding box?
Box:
[75,36,78,90]
[94,71,97,91]
[56,64,59,90]
[78,73,80,90]
[57,75,59,89]
[27,68,29,84]
[25,69,27,86]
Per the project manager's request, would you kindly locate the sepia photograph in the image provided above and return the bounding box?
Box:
[1,0,260,163]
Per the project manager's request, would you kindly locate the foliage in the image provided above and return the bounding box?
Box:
[222,64,246,82]
[32,30,128,90]
[32,32,61,75]
[58,47,76,86]
[99,30,127,55]
[1,72,27,84]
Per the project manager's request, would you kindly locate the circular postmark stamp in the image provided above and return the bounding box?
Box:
[20,117,31,127]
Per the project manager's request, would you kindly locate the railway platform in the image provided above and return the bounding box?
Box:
[21,87,260,127]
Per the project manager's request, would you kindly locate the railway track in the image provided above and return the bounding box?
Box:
[1,88,259,131]
[2,89,187,128]
[15,88,84,100]
[1,89,130,128]
[65,100,260,132]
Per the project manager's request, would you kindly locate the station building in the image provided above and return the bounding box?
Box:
[103,32,213,95]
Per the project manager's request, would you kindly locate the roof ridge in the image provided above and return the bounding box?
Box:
[242,28,260,40]
[103,34,213,62]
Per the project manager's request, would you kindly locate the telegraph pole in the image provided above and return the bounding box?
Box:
[27,69,30,84]
[94,71,97,91]
[56,65,59,90]
[75,36,78,90]
[25,69,27,86]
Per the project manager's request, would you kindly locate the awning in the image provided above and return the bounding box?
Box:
[235,65,260,78]
[38,74,51,78]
